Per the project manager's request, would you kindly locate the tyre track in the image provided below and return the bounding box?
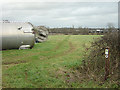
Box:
[2,36,71,65]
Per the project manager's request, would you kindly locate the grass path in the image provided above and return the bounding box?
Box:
[2,35,102,88]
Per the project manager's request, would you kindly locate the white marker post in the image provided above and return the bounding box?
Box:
[104,46,110,80]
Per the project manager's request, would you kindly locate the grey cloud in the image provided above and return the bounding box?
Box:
[1,2,118,28]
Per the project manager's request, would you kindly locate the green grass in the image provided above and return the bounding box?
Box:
[2,35,108,88]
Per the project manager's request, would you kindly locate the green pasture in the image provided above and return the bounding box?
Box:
[2,35,108,88]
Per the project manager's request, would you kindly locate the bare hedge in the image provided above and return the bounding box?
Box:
[79,31,119,87]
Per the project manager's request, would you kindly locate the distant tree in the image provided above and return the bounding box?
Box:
[72,25,74,29]
[107,23,116,33]
[78,26,82,29]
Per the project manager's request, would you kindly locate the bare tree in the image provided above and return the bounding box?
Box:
[107,23,115,33]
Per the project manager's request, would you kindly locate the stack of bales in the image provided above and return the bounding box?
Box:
[1,21,35,50]
[0,20,49,50]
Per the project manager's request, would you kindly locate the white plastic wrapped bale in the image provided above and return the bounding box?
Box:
[1,21,35,50]
[34,26,49,43]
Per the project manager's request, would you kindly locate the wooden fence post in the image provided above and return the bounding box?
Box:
[104,46,110,80]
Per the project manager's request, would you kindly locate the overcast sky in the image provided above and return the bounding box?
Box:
[1,2,118,28]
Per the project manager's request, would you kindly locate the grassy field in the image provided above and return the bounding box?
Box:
[2,35,104,88]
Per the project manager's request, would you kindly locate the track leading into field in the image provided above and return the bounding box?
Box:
[2,35,100,88]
